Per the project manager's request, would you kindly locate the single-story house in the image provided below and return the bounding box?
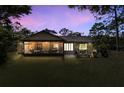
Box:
[17,30,95,57]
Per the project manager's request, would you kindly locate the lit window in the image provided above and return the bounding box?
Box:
[53,43,59,49]
[79,43,87,50]
[64,43,73,51]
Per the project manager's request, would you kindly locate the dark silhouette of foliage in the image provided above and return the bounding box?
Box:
[0,6,31,26]
[89,22,111,57]
[14,27,34,40]
[69,5,124,51]
[59,28,72,36]
[68,32,83,37]
[59,28,83,37]
[0,5,31,64]
[42,28,57,34]
[0,26,13,63]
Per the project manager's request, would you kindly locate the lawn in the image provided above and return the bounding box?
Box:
[0,51,124,87]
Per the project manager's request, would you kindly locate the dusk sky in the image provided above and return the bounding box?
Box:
[14,5,96,35]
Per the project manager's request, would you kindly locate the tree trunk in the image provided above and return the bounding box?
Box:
[114,5,119,51]
[0,47,7,64]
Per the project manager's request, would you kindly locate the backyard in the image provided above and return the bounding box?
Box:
[0,51,124,87]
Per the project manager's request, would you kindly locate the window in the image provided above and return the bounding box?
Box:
[64,43,73,51]
[79,43,87,50]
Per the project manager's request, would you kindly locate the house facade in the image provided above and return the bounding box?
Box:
[17,31,95,57]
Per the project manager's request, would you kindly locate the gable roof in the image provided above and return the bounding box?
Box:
[61,36,92,43]
[23,31,64,41]
[23,30,92,43]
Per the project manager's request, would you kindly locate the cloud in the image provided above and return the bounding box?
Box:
[64,11,94,27]
[19,16,44,26]
[11,6,95,34]
[11,15,46,31]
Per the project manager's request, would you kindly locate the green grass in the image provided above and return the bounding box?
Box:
[0,51,124,87]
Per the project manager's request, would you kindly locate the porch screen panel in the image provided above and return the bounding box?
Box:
[50,42,63,53]
[68,43,70,51]
[70,43,73,51]
[17,42,23,53]
[24,42,28,53]
[24,42,37,54]
[24,42,32,54]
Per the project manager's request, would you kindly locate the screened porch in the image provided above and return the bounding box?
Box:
[24,41,64,55]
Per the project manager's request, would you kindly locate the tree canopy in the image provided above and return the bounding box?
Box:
[0,5,32,64]
[0,6,31,27]
[59,28,83,37]
[69,5,124,51]
[42,28,57,34]
[59,28,72,36]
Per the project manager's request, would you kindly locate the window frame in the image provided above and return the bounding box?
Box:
[64,43,73,51]
[79,43,87,50]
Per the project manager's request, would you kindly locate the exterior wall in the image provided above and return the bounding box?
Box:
[63,42,94,56]
[63,42,94,54]
[75,42,94,57]
[17,42,24,54]
[17,41,94,56]
[87,43,94,52]
[87,43,94,56]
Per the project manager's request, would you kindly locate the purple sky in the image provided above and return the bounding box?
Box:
[13,5,96,35]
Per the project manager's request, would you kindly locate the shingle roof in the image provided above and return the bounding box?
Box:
[23,31,64,41]
[61,36,93,43]
[23,31,92,43]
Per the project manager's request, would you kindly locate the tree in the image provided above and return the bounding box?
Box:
[69,5,124,51]
[14,27,34,40]
[10,27,34,53]
[68,32,83,37]
[42,28,57,34]
[59,28,83,37]
[89,23,109,49]
[89,22,110,57]
[89,22,106,36]
[0,6,31,26]
[0,5,31,64]
[59,28,72,36]
[0,26,13,63]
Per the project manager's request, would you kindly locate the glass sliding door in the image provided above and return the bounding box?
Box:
[64,43,73,51]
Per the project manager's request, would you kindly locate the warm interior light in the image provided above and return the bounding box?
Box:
[42,42,50,52]
[24,41,63,54]
[79,43,87,50]
[64,43,73,51]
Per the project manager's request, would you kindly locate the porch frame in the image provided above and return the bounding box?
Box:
[22,40,64,56]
